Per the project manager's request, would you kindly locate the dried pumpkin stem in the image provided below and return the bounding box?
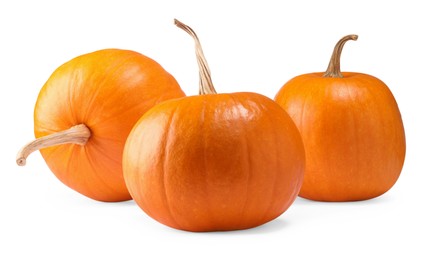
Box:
[323,34,358,78]
[174,19,217,95]
[16,124,91,166]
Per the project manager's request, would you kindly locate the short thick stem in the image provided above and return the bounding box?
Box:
[16,124,91,166]
[174,19,217,95]
[323,34,358,78]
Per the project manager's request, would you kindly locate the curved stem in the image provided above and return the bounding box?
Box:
[16,124,91,166]
[323,34,358,78]
[174,19,217,95]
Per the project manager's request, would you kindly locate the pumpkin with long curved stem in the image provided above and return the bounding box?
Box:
[275,35,406,201]
[122,19,305,231]
[16,49,185,202]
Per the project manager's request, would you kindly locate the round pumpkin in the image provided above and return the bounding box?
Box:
[122,20,305,231]
[275,35,406,201]
[16,49,185,202]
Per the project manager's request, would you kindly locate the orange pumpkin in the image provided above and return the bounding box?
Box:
[275,35,406,201]
[16,49,185,202]
[123,20,305,231]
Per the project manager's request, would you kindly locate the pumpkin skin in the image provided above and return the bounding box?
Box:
[31,49,185,202]
[123,92,305,231]
[274,36,406,202]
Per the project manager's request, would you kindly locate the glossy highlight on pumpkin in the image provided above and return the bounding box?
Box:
[275,35,406,202]
[18,49,185,202]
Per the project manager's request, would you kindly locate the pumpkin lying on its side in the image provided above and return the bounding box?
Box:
[122,19,305,232]
[275,35,406,202]
[17,49,185,202]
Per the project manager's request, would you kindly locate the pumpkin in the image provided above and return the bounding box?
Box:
[122,19,305,231]
[275,35,406,201]
[16,49,185,202]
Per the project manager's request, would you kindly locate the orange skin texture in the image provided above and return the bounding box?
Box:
[275,72,406,201]
[34,49,185,202]
[123,92,305,231]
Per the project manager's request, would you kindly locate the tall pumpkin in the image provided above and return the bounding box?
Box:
[275,35,406,201]
[17,49,185,202]
[123,20,305,231]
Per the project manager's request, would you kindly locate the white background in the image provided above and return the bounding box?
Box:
[1,0,426,259]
